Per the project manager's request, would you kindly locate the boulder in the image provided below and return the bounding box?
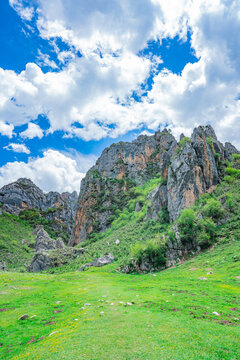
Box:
[33,226,65,252]
[28,226,84,272]
[29,248,85,272]
[78,254,114,271]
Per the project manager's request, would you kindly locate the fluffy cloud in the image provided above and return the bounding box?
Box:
[20,122,44,139]
[3,0,240,148]
[0,150,87,192]
[0,121,14,137]
[9,0,34,20]
[3,143,30,154]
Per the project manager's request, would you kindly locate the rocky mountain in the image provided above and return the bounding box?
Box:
[0,178,78,242]
[71,125,238,245]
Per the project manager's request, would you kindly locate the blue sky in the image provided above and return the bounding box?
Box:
[0,0,239,192]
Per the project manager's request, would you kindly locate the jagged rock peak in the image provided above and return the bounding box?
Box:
[167,124,239,221]
[70,129,178,245]
[72,124,239,245]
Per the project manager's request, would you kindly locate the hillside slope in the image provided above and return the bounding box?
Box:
[0,212,35,271]
[0,237,239,360]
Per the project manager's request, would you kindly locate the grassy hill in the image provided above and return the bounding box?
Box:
[0,237,239,359]
[0,213,35,271]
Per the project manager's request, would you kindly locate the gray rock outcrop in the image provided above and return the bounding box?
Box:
[33,226,65,252]
[78,254,114,271]
[29,226,84,272]
[0,178,78,241]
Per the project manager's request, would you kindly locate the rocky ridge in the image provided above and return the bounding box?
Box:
[72,125,238,245]
[0,178,78,241]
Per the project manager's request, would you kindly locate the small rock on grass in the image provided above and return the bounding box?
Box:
[19,314,29,320]
[49,331,58,336]
[198,277,208,281]
[212,312,220,316]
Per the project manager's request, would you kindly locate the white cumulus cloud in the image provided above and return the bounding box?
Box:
[3,0,240,149]
[3,143,30,154]
[0,149,87,193]
[0,121,14,137]
[20,122,44,139]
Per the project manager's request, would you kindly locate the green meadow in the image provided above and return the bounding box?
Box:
[0,237,239,360]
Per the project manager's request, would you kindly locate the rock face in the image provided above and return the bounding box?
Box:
[29,226,84,272]
[72,125,238,245]
[167,125,233,221]
[71,130,177,245]
[165,224,200,268]
[0,178,78,241]
[146,184,168,221]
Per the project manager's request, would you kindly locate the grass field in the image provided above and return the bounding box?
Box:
[0,238,239,360]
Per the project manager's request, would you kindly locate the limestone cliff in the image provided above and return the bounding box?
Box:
[70,130,177,245]
[72,125,238,245]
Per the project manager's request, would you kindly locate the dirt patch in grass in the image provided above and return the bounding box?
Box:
[43,321,56,326]
[0,307,15,312]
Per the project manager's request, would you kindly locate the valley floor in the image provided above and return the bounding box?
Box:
[0,239,240,360]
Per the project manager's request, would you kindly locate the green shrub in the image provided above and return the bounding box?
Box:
[201,199,224,220]
[226,193,235,211]
[177,209,198,243]
[168,229,176,242]
[130,239,166,268]
[206,136,213,146]
[232,153,240,160]
[225,167,240,179]
[176,137,191,154]
[179,136,191,147]
[158,206,170,224]
[197,218,216,248]
[223,175,235,184]
[196,231,210,248]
